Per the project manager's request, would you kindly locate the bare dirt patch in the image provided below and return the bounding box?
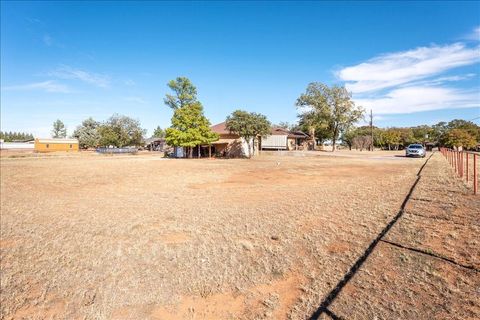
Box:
[319,153,480,320]
[1,151,430,319]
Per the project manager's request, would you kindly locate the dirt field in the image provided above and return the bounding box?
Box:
[0,150,478,319]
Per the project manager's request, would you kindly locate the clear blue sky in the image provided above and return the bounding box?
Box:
[1,1,479,137]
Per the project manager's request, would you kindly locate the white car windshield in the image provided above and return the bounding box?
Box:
[408,145,423,149]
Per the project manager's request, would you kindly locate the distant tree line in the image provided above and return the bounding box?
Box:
[343,120,479,150]
[0,131,34,142]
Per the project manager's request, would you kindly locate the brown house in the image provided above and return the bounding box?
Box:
[209,122,251,157]
[208,123,311,157]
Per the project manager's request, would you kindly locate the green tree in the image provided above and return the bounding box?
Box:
[443,129,477,149]
[447,119,480,142]
[153,126,165,138]
[52,119,67,138]
[73,117,101,149]
[411,125,432,144]
[98,114,146,147]
[165,103,218,158]
[384,128,401,150]
[374,128,386,149]
[225,110,271,158]
[342,128,357,150]
[301,113,331,146]
[398,127,415,147]
[296,83,364,151]
[164,77,198,110]
[1,131,33,142]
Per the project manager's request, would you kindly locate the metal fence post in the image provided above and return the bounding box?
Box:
[460,152,463,178]
[466,152,469,183]
[474,154,478,195]
[454,150,457,173]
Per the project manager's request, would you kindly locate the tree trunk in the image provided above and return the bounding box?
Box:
[198,145,200,158]
[189,147,193,158]
[209,145,212,158]
[309,127,315,150]
[332,126,338,152]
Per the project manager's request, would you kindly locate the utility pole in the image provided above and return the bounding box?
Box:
[369,109,374,151]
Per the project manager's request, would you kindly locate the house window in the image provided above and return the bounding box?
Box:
[46,144,49,148]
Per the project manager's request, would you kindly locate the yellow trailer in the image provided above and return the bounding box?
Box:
[34,138,79,152]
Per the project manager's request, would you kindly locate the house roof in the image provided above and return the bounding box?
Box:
[145,137,165,144]
[288,131,309,138]
[270,127,309,139]
[36,138,79,144]
[210,122,230,134]
[270,127,290,136]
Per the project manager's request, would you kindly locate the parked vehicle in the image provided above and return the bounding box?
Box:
[405,144,426,158]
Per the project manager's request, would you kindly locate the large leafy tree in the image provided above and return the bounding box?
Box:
[296,83,364,151]
[52,119,67,138]
[398,127,415,147]
[153,126,165,138]
[73,117,100,148]
[446,119,480,142]
[164,77,218,158]
[443,129,477,149]
[429,119,479,147]
[164,77,198,110]
[225,110,271,158]
[383,128,402,150]
[165,103,218,158]
[411,125,432,144]
[98,114,146,147]
[297,110,331,145]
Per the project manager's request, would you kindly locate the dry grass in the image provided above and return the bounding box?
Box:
[1,150,470,319]
[325,153,480,319]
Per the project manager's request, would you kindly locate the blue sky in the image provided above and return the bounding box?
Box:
[1,1,479,137]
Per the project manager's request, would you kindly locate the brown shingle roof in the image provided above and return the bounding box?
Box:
[210,122,230,134]
[270,127,290,135]
[270,127,309,138]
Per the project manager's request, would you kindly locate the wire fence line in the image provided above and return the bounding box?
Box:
[440,148,478,195]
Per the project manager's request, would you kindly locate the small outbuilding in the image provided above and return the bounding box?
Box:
[145,137,166,151]
[34,138,79,152]
[261,127,310,151]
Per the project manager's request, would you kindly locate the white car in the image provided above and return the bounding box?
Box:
[405,144,426,158]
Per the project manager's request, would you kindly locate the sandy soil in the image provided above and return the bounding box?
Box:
[0,150,475,319]
[324,153,480,320]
